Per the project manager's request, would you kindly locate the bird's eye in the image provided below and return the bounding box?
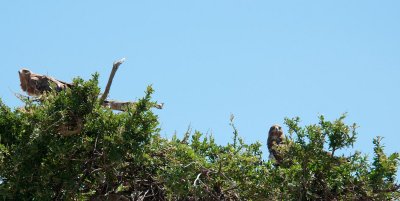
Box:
[278,126,282,130]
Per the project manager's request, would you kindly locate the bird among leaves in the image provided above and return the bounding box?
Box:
[267,124,285,165]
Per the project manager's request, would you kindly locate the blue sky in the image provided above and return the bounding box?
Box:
[1,1,399,173]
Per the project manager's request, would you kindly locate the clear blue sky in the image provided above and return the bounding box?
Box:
[1,1,399,175]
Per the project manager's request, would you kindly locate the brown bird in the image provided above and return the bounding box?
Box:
[267,124,348,166]
[18,68,72,96]
[267,124,285,165]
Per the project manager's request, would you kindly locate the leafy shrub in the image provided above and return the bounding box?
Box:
[0,75,398,200]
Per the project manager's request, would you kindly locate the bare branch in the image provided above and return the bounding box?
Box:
[102,100,164,111]
[99,58,126,103]
[193,173,202,187]
[102,100,132,111]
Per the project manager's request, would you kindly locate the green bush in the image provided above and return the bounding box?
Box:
[0,74,399,200]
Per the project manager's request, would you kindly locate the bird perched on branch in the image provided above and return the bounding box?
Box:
[18,61,164,112]
[267,124,285,165]
[18,68,72,97]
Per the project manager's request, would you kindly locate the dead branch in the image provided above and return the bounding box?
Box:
[102,100,132,111]
[99,58,125,104]
[102,100,164,111]
[193,173,202,187]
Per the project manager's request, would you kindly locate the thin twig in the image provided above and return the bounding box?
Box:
[14,92,40,102]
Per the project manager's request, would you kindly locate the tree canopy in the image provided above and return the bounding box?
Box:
[0,74,399,200]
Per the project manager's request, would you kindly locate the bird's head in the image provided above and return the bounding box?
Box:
[18,68,32,93]
[269,124,283,138]
[19,68,31,77]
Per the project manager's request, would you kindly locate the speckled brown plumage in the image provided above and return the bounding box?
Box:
[18,68,72,96]
[267,124,285,165]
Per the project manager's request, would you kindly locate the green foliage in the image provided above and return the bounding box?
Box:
[0,75,399,200]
